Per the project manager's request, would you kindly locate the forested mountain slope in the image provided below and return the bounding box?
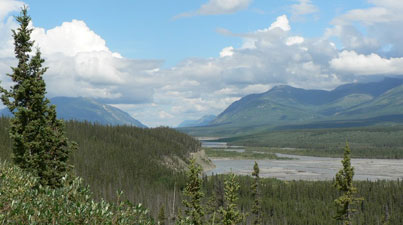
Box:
[0,117,200,217]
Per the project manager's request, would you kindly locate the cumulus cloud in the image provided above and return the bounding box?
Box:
[140,14,344,125]
[1,12,163,105]
[32,20,110,57]
[175,0,252,19]
[329,0,403,55]
[220,46,234,57]
[0,0,24,21]
[125,13,350,125]
[267,15,291,31]
[286,36,304,46]
[330,50,403,75]
[0,0,22,58]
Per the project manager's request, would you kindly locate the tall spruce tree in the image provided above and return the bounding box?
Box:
[251,161,262,225]
[334,142,363,225]
[0,7,76,188]
[181,158,204,225]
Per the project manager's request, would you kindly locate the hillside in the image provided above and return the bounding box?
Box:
[177,114,216,127]
[0,96,147,127]
[0,117,204,217]
[181,78,403,136]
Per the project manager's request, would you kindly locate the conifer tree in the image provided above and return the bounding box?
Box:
[251,161,262,225]
[0,7,76,188]
[219,173,244,225]
[334,142,363,225]
[181,158,204,225]
[158,206,166,225]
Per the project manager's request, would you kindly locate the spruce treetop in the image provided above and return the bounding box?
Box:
[334,142,363,225]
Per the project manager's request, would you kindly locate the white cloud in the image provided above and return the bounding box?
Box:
[332,7,394,26]
[220,46,234,57]
[0,0,24,21]
[0,0,22,58]
[239,15,291,49]
[324,25,380,54]
[286,36,304,46]
[0,16,17,58]
[1,12,162,104]
[329,0,403,55]
[268,15,290,31]
[330,50,403,75]
[291,0,318,17]
[175,0,252,18]
[198,0,252,15]
[32,20,109,57]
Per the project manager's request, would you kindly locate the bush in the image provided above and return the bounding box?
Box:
[0,161,155,224]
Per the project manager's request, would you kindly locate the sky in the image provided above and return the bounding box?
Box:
[1,0,403,127]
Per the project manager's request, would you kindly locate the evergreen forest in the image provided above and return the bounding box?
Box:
[2,117,403,224]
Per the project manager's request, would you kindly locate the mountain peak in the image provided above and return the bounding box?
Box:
[1,96,147,128]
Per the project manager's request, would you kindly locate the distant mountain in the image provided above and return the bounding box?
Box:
[0,96,147,128]
[177,115,216,128]
[181,77,403,136]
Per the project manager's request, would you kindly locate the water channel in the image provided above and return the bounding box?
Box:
[202,141,403,181]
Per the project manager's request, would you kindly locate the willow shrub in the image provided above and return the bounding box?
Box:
[0,161,155,224]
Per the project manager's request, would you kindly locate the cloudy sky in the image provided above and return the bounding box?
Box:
[1,0,403,127]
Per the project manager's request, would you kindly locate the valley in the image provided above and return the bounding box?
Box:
[2,3,403,224]
[202,141,403,181]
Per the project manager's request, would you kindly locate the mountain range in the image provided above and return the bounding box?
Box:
[180,77,403,136]
[0,97,147,128]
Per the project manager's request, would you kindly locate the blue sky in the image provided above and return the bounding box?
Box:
[22,0,367,66]
[1,0,403,126]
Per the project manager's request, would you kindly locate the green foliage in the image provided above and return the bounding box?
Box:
[251,162,262,225]
[222,126,403,159]
[334,143,363,225]
[158,206,166,225]
[204,148,283,159]
[181,158,204,225]
[219,173,244,225]
[0,7,75,188]
[0,161,154,224]
[203,175,403,224]
[0,118,200,219]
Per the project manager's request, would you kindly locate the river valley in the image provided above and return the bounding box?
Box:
[202,141,403,181]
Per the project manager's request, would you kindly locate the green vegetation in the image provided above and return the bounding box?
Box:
[180,159,205,225]
[334,143,363,224]
[2,116,403,223]
[204,147,289,160]
[0,161,154,224]
[218,173,245,225]
[204,175,403,224]
[0,7,75,188]
[220,126,403,158]
[251,162,262,225]
[1,117,200,219]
